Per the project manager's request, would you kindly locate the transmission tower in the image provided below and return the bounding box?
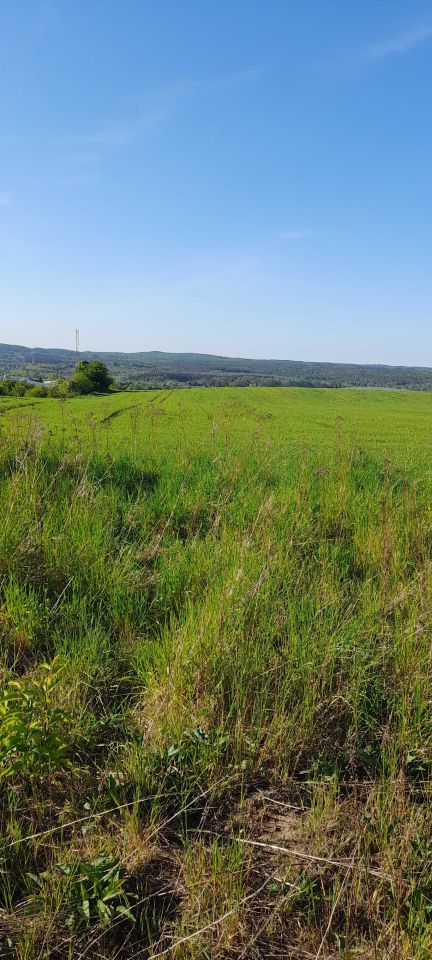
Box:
[75,328,80,357]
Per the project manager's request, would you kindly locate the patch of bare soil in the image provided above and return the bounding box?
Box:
[221,790,375,959]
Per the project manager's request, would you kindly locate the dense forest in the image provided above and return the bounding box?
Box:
[2,341,432,390]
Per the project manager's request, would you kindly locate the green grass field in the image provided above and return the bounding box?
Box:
[4,385,432,462]
[1,387,432,958]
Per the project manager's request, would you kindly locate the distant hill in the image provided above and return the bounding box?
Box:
[2,341,432,390]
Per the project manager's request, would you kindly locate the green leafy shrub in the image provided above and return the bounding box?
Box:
[70,360,114,394]
[0,657,71,777]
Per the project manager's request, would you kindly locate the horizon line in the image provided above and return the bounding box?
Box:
[1,341,432,372]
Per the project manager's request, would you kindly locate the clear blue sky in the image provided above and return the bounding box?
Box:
[1,1,432,363]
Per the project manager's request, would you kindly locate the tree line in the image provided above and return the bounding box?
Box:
[0,360,114,398]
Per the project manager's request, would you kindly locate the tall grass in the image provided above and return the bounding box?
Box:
[0,392,432,957]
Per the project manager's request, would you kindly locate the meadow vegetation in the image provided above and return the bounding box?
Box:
[0,386,432,958]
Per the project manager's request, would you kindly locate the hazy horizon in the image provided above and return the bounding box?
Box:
[1,1,432,365]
